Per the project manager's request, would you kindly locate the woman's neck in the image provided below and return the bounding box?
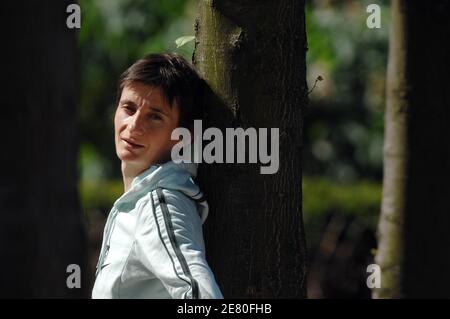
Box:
[121,162,147,193]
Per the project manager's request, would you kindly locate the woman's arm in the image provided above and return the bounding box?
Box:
[134,188,223,299]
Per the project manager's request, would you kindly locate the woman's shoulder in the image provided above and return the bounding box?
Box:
[137,187,200,220]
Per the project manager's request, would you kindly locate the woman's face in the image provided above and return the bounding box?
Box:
[114,82,181,171]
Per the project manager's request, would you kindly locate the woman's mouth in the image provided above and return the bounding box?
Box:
[122,138,145,149]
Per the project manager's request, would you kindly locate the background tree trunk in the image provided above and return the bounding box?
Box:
[194,0,308,298]
[374,0,450,298]
[0,1,87,298]
[373,0,407,299]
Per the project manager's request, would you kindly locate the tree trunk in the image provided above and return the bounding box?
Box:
[194,0,308,298]
[374,0,450,298]
[373,0,408,299]
[0,1,87,298]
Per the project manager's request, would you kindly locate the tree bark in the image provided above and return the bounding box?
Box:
[374,0,450,298]
[0,1,87,298]
[194,0,308,298]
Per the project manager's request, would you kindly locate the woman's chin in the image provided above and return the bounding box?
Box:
[118,150,142,163]
[119,153,155,169]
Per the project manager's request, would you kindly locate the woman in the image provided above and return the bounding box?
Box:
[92,53,223,299]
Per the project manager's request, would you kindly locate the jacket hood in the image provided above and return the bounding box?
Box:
[113,161,209,224]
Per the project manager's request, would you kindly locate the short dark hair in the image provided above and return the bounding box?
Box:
[117,53,204,129]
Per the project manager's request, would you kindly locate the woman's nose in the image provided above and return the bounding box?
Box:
[128,113,146,136]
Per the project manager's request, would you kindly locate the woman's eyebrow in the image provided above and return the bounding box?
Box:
[119,99,137,106]
[120,99,168,117]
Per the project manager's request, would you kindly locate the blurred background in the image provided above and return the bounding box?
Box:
[78,0,389,298]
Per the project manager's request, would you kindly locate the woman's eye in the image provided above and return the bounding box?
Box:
[122,105,135,114]
[148,114,162,121]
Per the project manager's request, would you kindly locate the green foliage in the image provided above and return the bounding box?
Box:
[175,35,195,48]
[303,176,381,251]
[79,179,123,211]
[303,177,381,222]
[305,0,390,182]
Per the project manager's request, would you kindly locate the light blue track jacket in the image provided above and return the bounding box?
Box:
[92,160,223,299]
